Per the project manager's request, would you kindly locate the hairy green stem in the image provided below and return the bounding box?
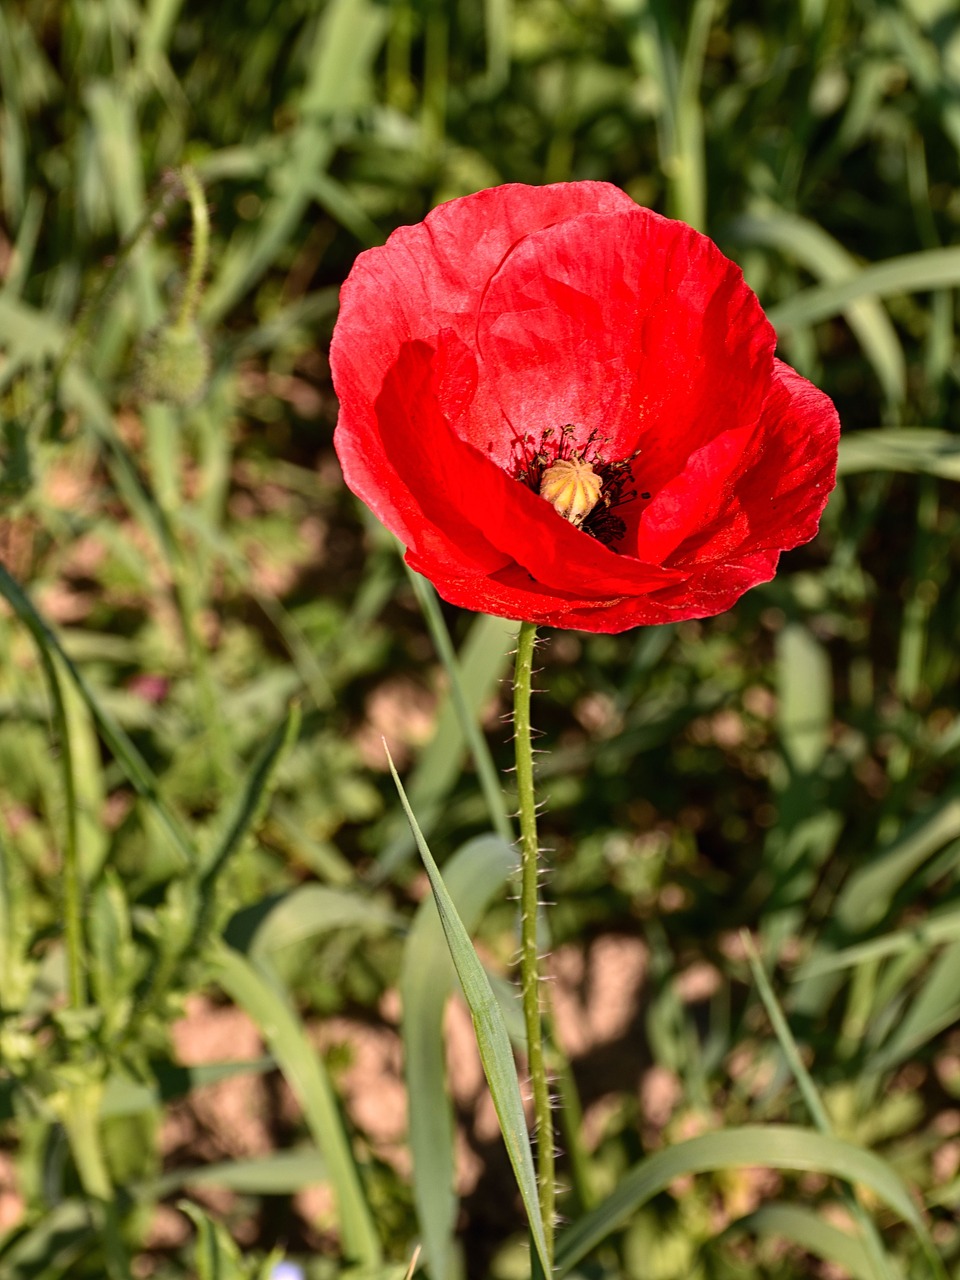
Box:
[513,619,554,1268]
[176,165,210,330]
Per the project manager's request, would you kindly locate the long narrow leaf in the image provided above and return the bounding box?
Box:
[378,606,519,877]
[0,1199,95,1274]
[203,0,388,320]
[181,703,301,967]
[729,1202,876,1280]
[152,1149,328,1198]
[554,1126,934,1276]
[838,429,960,481]
[729,211,906,403]
[235,886,404,960]
[794,904,960,978]
[385,749,550,1277]
[0,562,195,868]
[872,939,960,1072]
[743,935,901,1280]
[407,569,515,847]
[100,1058,275,1118]
[834,795,960,932]
[200,704,301,888]
[767,244,960,330]
[401,834,517,1280]
[212,943,382,1270]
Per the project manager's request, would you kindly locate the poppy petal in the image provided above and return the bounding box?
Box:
[472,208,776,485]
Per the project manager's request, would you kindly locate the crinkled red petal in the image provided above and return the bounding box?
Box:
[471,209,775,481]
[661,360,841,567]
[412,549,781,633]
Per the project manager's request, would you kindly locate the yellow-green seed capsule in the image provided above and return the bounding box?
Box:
[135,321,211,407]
[539,456,603,527]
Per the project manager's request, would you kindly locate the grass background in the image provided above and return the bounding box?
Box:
[2,0,960,1276]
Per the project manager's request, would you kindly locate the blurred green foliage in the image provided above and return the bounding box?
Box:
[1,0,960,1277]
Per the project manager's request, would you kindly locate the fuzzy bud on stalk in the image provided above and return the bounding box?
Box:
[133,166,212,407]
[135,322,211,406]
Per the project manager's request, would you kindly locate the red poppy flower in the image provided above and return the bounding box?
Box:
[331,182,839,633]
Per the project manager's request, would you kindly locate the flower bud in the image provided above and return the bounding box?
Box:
[539,457,602,527]
[135,321,211,406]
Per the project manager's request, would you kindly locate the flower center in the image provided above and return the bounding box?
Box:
[512,424,650,550]
[539,457,603,527]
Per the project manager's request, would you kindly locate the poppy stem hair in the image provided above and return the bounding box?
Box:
[175,165,210,333]
[513,619,555,1266]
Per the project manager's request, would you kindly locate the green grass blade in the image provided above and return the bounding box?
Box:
[180,1203,246,1280]
[230,885,404,960]
[768,244,960,330]
[729,1202,876,1280]
[62,369,178,560]
[837,428,960,480]
[137,0,185,63]
[834,794,960,932]
[378,607,519,877]
[484,0,511,90]
[554,1126,936,1277]
[212,942,383,1270]
[0,1199,95,1274]
[673,0,713,231]
[0,561,196,869]
[152,1149,328,1198]
[83,81,160,325]
[385,749,550,1278]
[177,704,302,971]
[401,833,517,1280]
[300,0,389,116]
[1,186,44,299]
[60,670,108,883]
[729,211,906,404]
[742,935,831,1131]
[100,1057,275,1118]
[872,939,960,1072]
[0,295,63,369]
[777,622,832,775]
[30,640,84,1006]
[203,144,333,323]
[407,570,515,845]
[204,0,388,321]
[201,704,300,888]
[312,171,385,247]
[743,934,900,1280]
[793,903,960,979]
[0,824,33,1011]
